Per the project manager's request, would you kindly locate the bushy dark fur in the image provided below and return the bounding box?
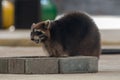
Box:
[31,12,101,58]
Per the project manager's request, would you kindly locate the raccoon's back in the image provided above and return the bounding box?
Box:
[53,12,97,44]
[46,12,101,58]
[51,12,101,57]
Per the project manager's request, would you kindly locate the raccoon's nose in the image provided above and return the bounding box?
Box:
[31,38,34,41]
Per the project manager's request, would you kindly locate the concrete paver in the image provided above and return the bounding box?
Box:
[59,56,98,73]
[8,58,25,74]
[0,58,8,73]
[25,58,58,74]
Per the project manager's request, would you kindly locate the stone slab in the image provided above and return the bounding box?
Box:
[0,56,98,74]
[25,58,58,74]
[0,58,8,73]
[59,56,98,73]
[8,58,25,74]
[88,58,98,72]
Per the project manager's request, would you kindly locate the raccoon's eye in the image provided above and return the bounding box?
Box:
[41,24,47,30]
[31,31,42,36]
[41,25,47,30]
[35,31,43,35]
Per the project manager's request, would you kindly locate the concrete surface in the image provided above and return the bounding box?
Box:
[0,47,48,57]
[25,58,58,74]
[8,58,25,74]
[59,56,98,73]
[0,58,8,73]
[0,47,120,80]
[0,72,120,80]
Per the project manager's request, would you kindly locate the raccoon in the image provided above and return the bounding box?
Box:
[31,12,101,58]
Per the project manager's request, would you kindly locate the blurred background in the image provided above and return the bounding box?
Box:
[0,0,120,57]
[1,0,120,29]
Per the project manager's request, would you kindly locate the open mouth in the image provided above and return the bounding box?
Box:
[33,35,40,43]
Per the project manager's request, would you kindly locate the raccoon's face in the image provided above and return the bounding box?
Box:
[31,20,51,43]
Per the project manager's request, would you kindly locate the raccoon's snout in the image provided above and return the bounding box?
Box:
[31,35,40,43]
[31,31,48,43]
[31,38,34,41]
[30,31,41,42]
[34,39,40,44]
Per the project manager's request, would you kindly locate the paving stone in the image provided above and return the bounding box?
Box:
[8,58,25,74]
[25,58,58,74]
[59,56,98,73]
[0,58,8,73]
[88,58,98,73]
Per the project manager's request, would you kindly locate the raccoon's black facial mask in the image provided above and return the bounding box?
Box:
[30,20,51,44]
[31,25,48,44]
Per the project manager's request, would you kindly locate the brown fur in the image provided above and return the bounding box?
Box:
[31,12,101,58]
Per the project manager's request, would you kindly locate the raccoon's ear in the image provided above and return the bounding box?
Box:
[31,23,35,28]
[41,23,47,30]
[45,20,51,29]
[31,23,36,31]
